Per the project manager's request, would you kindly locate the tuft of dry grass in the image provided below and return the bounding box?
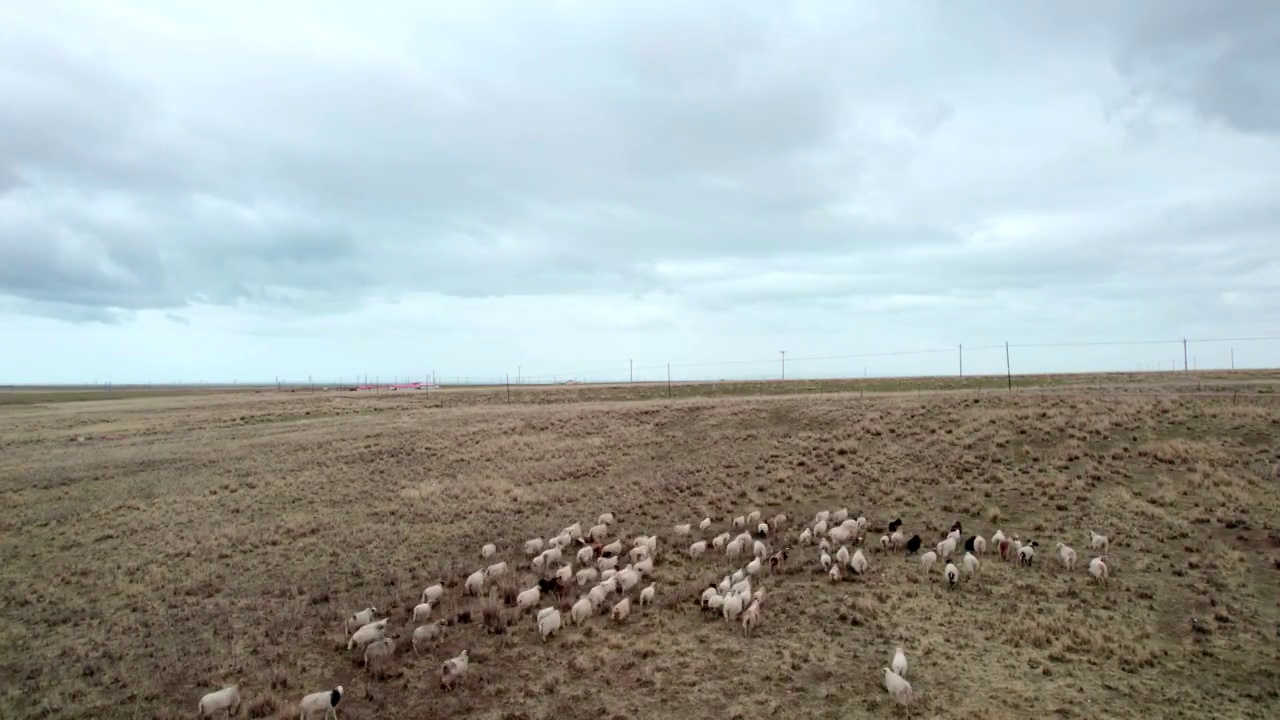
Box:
[1,382,1278,719]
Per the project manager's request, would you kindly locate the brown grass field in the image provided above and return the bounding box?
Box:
[1,373,1279,719]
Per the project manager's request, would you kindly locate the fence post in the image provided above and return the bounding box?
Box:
[1183,338,1188,373]
[667,364,672,398]
[1005,342,1012,392]
[958,343,963,378]
[506,374,510,403]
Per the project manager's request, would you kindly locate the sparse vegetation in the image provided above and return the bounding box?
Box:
[1,377,1278,718]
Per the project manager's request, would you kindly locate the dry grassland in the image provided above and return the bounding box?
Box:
[1,381,1279,719]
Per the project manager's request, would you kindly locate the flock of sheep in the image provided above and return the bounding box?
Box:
[195,508,1113,717]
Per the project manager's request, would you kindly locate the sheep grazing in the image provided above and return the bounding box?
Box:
[587,583,610,610]
[363,637,395,667]
[746,557,763,576]
[1018,542,1037,566]
[905,535,922,554]
[598,512,616,526]
[973,535,987,556]
[347,619,389,651]
[950,520,963,534]
[1089,556,1109,586]
[733,515,747,529]
[747,510,762,525]
[690,540,708,559]
[963,551,980,582]
[891,647,908,678]
[421,583,444,605]
[700,585,719,608]
[640,583,655,607]
[828,565,842,583]
[992,529,1006,546]
[1056,543,1078,571]
[537,576,563,596]
[600,568,617,582]
[890,530,905,550]
[832,508,849,524]
[712,532,731,550]
[542,546,563,565]
[524,537,545,556]
[722,592,744,622]
[820,549,833,572]
[944,562,960,588]
[598,555,619,572]
[879,534,890,551]
[298,686,344,719]
[480,543,496,559]
[726,539,744,562]
[740,599,763,636]
[769,513,787,531]
[531,553,548,575]
[628,545,649,564]
[836,545,850,568]
[881,668,913,710]
[753,540,768,560]
[344,607,377,634]
[921,550,937,574]
[887,518,903,533]
[828,525,854,545]
[537,607,562,641]
[850,549,869,575]
[602,539,623,557]
[576,545,594,565]
[588,524,609,543]
[571,596,594,624]
[756,522,770,537]
[643,535,658,558]
[611,596,632,622]
[634,557,654,576]
[937,536,957,561]
[412,622,442,653]
[465,569,486,595]
[197,685,241,719]
[814,510,831,525]
[516,586,541,612]
[1090,530,1110,553]
[412,601,433,622]
[768,548,789,573]
[485,561,509,579]
[856,516,869,531]
[674,523,692,536]
[814,520,829,536]
[440,650,468,691]
[999,537,1013,562]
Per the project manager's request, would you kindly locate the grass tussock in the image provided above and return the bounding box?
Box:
[1,380,1278,719]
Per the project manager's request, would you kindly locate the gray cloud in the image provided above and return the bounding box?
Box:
[0,0,1277,330]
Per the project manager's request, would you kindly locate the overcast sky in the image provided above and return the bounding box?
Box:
[2,1,1278,384]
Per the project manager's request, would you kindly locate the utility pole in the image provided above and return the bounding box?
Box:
[517,366,521,385]
[780,350,786,381]
[667,363,671,398]
[958,343,963,377]
[630,359,633,383]
[506,374,510,403]
[1230,347,1235,370]
[1005,342,1012,392]
[1182,338,1188,373]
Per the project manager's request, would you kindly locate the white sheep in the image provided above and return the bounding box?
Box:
[740,599,762,636]
[829,564,842,582]
[643,535,658,558]
[1089,556,1109,586]
[1090,530,1110,552]
[628,545,649,563]
[963,551,980,582]
[421,583,444,605]
[440,650,468,690]
[944,562,959,589]
[814,510,831,525]
[570,596,593,624]
[531,553,548,575]
[347,618,388,650]
[486,561,509,578]
[344,607,377,634]
[542,546,563,565]
[973,535,987,556]
[829,526,854,545]
[674,523,692,536]
[921,550,937,574]
[991,529,1006,547]
[890,530,904,550]
[197,685,241,719]
[576,567,599,587]
[551,532,572,549]
[411,622,442,653]
[819,538,832,553]
[602,538,623,556]
[756,522,769,536]
[465,569,486,595]
[555,563,573,585]
[839,518,859,531]
[937,537,957,560]
[733,515,747,529]
[690,540,708,559]
[769,513,787,530]
[699,517,712,531]
[701,586,719,608]
[589,524,609,543]
[600,568,617,581]
[524,537,544,556]
[611,596,631,622]
[588,583,610,609]
[598,555,619,572]
[747,510,762,524]
[298,686,344,719]
[836,545,850,568]
[881,668,913,710]
[516,586,541,611]
[832,508,849,523]
[598,512,616,525]
[412,601,433,622]
[734,531,754,549]
[480,543,496,559]
[856,516,868,530]
[707,593,725,613]
[577,545,595,565]
[726,538,743,562]
[537,607,562,641]
[799,528,813,545]
[718,575,732,593]
[722,592,744,622]
[814,520,829,536]
[363,637,395,667]
[746,556,762,576]
[1056,543,1078,571]
[1018,543,1036,566]
[640,582,655,607]
[634,557,654,576]
[712,532,731,550]
[731,576,751,596]
[753,540,768,560]
[820,548,833,572]
[948,527,961,542]
[891,647,907,678]
[879,534,890,551]
[850,549,869,575]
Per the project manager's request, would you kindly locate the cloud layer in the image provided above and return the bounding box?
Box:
[2,1,1278,383]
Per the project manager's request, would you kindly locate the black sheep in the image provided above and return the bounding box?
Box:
[964,535,977,553]
[950,520,963,534]
[905,535,922,554]
[888,518,903,533]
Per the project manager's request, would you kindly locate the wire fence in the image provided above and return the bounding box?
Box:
[240,334,1279,391]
